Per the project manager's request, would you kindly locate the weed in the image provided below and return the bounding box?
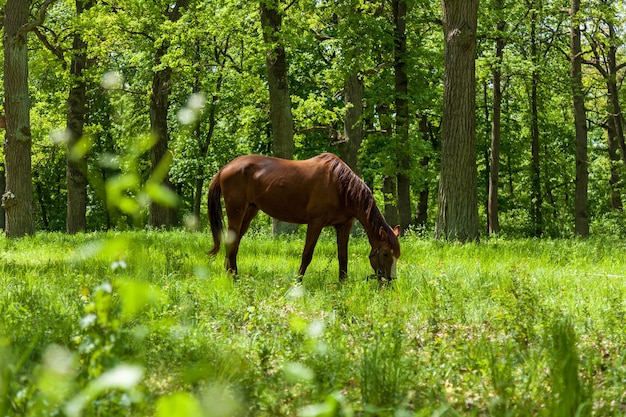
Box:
[546,317,593,417]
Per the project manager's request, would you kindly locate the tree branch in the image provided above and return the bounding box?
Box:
[616,62,626,73]
[33,27,67,67]
[362,61,393,75]
[284,0,298,12]
[18,0,58,37]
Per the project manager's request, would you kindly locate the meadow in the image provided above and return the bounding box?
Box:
[1,228,625,416]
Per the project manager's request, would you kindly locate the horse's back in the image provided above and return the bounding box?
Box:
[218,154,349,224]
[222,154,336,180]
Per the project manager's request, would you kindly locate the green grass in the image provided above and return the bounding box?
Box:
[1,230,625,416]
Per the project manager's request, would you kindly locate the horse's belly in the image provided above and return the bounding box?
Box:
[255,194,346,225]
[256,200,314,224]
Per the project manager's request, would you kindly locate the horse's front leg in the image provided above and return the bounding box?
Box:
[298,224,323,280]
[335,220,354,281]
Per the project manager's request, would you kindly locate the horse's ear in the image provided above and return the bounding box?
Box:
[378,226,388,240]
[393,225,400,237]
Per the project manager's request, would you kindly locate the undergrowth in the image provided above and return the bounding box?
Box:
[0,230,625,416]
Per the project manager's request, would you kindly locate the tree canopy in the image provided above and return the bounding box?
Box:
[1,0,626,237]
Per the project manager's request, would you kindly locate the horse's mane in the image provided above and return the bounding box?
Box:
[320,153,400,253]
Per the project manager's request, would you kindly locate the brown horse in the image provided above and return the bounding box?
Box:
[207,153,400,281]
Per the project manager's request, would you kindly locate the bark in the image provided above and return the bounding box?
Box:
[338,73,364,172]
[3,0,36,237]
[0,167,5,230]
[260,0,296,235]
[66,0,94,234]
[488,1,504,235]
[193,80,221,221]
[148,0,189,229]
[382,176,399,227]
[570,0,589,236]
[148,54,178,228]
[260,0,294,160]
[435,0,480,241]
[606,114,623,210]
[529,4,543,237]
[415,114,432,228]
[377,103,399,226]
[605,24,626,169]
[586,19,623,209]
[393,0,412,233]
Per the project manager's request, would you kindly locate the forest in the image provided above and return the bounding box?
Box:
[3,2,626,416]
[1,0,626,238]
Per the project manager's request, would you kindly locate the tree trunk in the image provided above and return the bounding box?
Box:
[570,0,589,236]
[435,0,480,242]
[338,73,364,172]
[415,114,432,229]
[260,0,294,160]
[377,103,399,226]
[66,0,94,234]
[599,30,624,210]
[488,1,504,235]
[3,0,35,237]
[529,4,543,237]
[193,75,222,222]
[260,0,297,235]
[393,0,412,233]
[382,175,399,227]
[148,47,178,228]
[605,23,626,169]
[606,114,623,210]
[148,1,189,229]
[0,167,5,230]
[586,19,623,210]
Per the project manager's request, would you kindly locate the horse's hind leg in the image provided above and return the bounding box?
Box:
[298,223,324,280]
[224,204,259,275]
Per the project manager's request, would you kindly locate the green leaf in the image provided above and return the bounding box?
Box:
[64,365,144,417]
[144,181,179,208]
[283,362,315,383]
[156,392,203,417]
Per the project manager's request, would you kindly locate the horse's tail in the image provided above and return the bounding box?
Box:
[208,171,224,256]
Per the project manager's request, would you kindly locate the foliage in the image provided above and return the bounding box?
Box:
[3,0,625,235]
[1,231,626,416]
[3,2,626,414]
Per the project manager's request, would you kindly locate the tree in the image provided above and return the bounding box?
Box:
[435,0,480,241]
[570,0,589,236]
[584,1,625,210]
[528,0,543,237]
[414,114,435,228]
[337,73,364,171]
[65,0,95,233]
[148,0,189,229]
[260,0,296,235]
[6,0,626,237]
[487,0,505,235]
[2,0,53,237]
[260,0,295,160]
[393,0,412,233]
[377,103,400,226]
[334,2,386,173]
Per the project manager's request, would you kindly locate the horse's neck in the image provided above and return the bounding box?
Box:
[354,203,383,245]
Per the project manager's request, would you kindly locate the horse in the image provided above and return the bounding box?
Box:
[207,153,400,281]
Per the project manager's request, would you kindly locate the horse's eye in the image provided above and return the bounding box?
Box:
[383,252,389,257]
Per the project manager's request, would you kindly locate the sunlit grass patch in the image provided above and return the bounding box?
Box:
[1,232,626,416]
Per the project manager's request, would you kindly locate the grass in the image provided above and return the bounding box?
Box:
[1,230,625,416]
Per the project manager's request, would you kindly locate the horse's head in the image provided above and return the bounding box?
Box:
[369,225,401,281]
